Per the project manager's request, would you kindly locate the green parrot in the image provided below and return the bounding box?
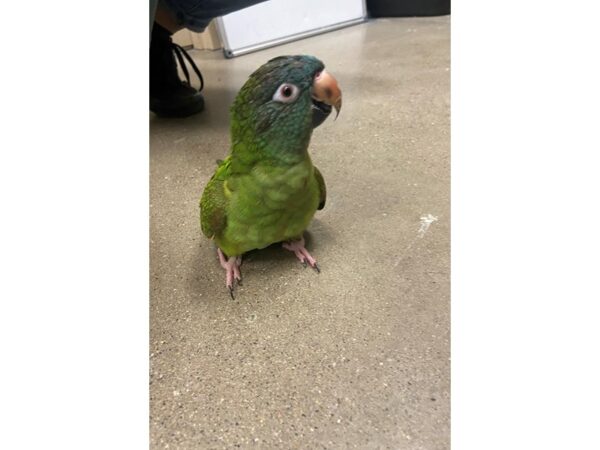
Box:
[199,55,342,298]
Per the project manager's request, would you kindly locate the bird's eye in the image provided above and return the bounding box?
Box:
[272,83,299,103]
[282,86,293,97]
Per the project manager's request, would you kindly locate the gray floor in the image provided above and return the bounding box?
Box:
[150,17,449,449]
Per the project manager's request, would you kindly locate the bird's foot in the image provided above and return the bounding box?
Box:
[217,248,242,299]
[282,237,320,273]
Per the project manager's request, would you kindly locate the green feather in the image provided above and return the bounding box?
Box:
[200,55,328,257]
[314,165,327,210]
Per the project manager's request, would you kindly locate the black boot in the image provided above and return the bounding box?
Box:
[150,23,205,118]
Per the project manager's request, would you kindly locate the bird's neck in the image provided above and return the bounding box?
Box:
[232,126,313,168]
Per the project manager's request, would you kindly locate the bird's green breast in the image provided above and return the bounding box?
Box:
[217,159,319,256]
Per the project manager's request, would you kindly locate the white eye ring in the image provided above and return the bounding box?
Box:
[272,83,300,103]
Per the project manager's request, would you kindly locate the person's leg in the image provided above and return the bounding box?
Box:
[150,0,159,40]
[150,20,205,117]
[159,0,268,33]
[150,0,269,118]
[154,3,183,33]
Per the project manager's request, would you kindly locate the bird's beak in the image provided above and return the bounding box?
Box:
[311,69,342,123]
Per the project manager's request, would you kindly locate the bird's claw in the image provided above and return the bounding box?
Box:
[283,237,320,273]
[227,277,242,300]
[218,248,242,300]
[300,259,319,273]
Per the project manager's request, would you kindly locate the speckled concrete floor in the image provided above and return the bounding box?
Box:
[150,16,449,449]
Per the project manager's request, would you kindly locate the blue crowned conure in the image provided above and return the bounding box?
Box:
[199,55,342,298]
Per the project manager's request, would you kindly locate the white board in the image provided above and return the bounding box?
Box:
[215,0,366,58]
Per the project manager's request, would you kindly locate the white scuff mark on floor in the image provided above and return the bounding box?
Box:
[418,214,438,238]
[393,213,439,268]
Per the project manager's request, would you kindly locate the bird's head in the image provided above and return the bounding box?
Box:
[231,55,342,158]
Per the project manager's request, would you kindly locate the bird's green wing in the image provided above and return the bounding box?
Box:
[314,165,326,210]
[200,157,232,239]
